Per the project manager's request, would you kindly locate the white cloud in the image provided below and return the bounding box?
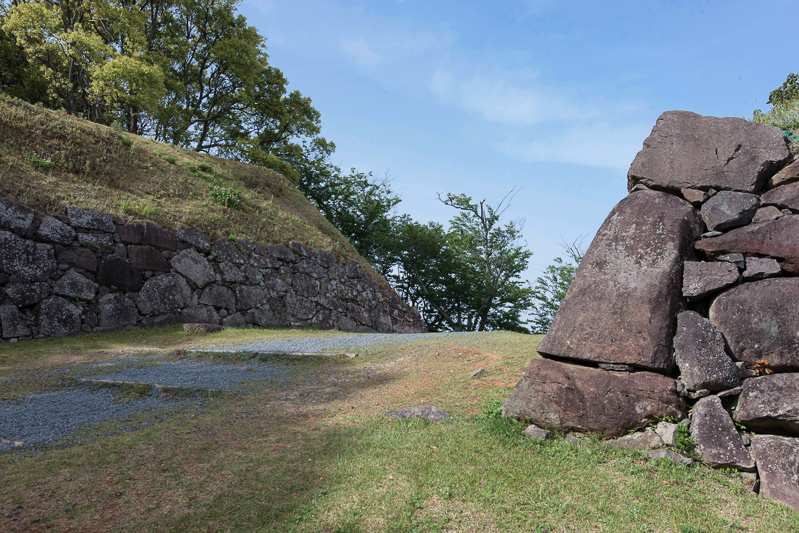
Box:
[497,123,651,171]
[341,37,381,66]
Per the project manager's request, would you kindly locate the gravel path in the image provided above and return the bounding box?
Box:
[0,389,181,452]
[1,332,486,453]
[201,331,488,354]
[86,360,288,390]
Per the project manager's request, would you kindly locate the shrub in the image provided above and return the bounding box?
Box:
[210,186,242,208]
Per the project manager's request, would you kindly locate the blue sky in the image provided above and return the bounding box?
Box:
[240,0,794,278]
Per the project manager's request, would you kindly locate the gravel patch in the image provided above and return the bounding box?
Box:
[2,332,487,453]
[86,360,288,390]
[202,331,489,354]
[0,388,179,452]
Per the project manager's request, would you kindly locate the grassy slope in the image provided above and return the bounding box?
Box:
[1,329,797,531]
[0,94,381,280]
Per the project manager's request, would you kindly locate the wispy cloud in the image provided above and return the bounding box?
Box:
[431,66,653,170]
[497,123,650,171]
[340,37,382,66]
[432,71,591,126]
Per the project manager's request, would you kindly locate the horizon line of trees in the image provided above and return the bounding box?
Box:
[0,0,584,333]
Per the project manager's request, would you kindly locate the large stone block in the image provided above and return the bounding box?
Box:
[38,296,82,337]
[674,311,739,392]
[0,199,34,235]
[691,396,754,471]
[709,278,799,371]
[214,238,245,264]
[198,284,236,310]
[4,282,50,307]
[502,359,685,439]
[136,273,192,315]
[98,293,138,328]
[695,215,799,272]
[235,285,269,310]
[0,230,57,282]
[0,305,31,338]
[96,256,143,292]
[175,226,211,253]
[57,247,97,272]
[628,111,790,193]
[736,374,799,436]
[128,245,169,272]
[142,222,176,250]
[682,261,739,301]
[537,190,703,371]
[77,233,115,253]
[170,249,215,288]
[54,269,97,301]
[268,243,296,263]
[767,159,799,189]
[67,206,115,232]
[750,435,799,510]
[762,181,799,211]
[35,216,76,246]
[699,191,759,231]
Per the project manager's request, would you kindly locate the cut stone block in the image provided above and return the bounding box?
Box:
[502,358,685,439]
[736,374,799,436]
[682,261,739,301]
[709,278,799,371]
[538,190,703,371]
[691,396,754,471]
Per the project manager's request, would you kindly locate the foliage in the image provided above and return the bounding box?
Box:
[674,423,697,458]
[768,72,799,105]
[209,186,242,209]
[27,154,55,170]
[529,239,585,334]
[754,73,799,151]
[387,191,534,332]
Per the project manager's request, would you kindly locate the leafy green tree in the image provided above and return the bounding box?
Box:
[388,191,533,332]
[529,239,585,334]
[768,73,799,105]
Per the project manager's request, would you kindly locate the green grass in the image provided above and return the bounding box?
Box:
[0,93,382,281]
[1,329,797,531]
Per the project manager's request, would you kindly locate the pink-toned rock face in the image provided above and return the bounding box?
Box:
[691,396,754,471]
[501,358,685,439]
[628,111,790,194]
[695,215,799,273]
[762,181,799,211]
[709,278,799,371]
[737,374,799,436]
[750,436,799,511]
[537,190,703,371]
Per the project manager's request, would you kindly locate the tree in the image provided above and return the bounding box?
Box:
[768,73,799,105]
[388,191,533,332]
[529,238,585,334]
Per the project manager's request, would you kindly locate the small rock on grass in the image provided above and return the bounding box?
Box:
[523,424,550,440]
[608,429,663,450]
[470,368,486,378]
[646,449,693,466]
[384,406,451,422]
[655,421,680,447]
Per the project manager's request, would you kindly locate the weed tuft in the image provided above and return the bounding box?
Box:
[28,155,56,171]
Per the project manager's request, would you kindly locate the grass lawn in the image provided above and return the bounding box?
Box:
[1,328,797,532]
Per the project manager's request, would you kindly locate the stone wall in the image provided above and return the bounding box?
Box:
[503,111,799,509]
[0,198,425,342]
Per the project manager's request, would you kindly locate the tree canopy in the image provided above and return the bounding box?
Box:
[0,0,542,333]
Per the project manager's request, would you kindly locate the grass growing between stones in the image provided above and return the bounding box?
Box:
[2,329,798,531]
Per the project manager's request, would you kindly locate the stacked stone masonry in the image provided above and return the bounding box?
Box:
[0,200,425,342]
[503,111,799,510]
